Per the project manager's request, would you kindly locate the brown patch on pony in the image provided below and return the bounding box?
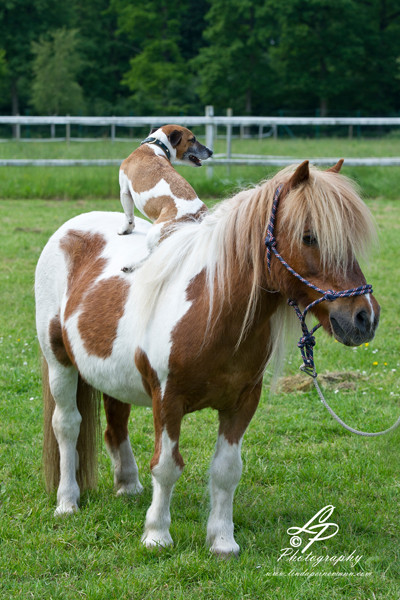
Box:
[49,314,71,367]
[135,347,184,470]
[78,276,130,359]
[103,394,131,448]
[60,230,108,320]
[41,353,101,492]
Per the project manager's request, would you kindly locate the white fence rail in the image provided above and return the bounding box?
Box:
[1,107,400,167]
[1,157,400,167]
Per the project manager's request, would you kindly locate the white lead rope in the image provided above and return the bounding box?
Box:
[312,375,400,437]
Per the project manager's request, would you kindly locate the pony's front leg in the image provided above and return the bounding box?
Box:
[207,385,261,556]
[142,427,184,549]
[49,365,81,515]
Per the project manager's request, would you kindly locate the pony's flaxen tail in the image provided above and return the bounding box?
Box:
[42,355,101,493]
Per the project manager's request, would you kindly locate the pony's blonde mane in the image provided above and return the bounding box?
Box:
[136,163,376,355]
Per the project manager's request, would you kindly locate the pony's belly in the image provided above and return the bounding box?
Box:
[75,352,152,407]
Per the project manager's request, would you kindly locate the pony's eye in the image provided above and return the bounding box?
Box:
[302,234,318,246]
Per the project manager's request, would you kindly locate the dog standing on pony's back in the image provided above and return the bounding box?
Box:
[118,124,213,251]
[36,160,379,556]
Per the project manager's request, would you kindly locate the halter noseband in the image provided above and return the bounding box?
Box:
[140,136,171,162]
[265,184,373,377]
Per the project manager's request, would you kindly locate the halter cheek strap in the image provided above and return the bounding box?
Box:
[265,184,372,376]
[140,136,171,162]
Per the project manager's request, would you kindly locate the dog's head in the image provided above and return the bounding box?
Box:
[150,125,213,167]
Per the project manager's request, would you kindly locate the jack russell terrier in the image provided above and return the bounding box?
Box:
[118,125,213,254]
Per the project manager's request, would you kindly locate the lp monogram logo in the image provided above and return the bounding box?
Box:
[286,505,339,553]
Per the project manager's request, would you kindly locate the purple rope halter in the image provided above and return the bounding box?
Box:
[265,184,373,377]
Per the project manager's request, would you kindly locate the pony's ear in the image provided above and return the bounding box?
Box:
[287,160,310,190]
[169,129,183,147]
[327,158,344,173]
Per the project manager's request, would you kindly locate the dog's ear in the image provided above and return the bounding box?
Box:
[169,129,183,148]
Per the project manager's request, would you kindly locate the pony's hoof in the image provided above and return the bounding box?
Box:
[209,539,240,558]
[141,530,173,549]
[116,481,144,496]
[54,502,79,516]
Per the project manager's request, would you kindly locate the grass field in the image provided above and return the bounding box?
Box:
[1,137,400,200]
[0,141,399,599]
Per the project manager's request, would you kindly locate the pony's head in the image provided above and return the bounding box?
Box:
[267,160,380,346]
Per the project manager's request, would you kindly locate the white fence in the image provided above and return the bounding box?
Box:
[1,107,400,167]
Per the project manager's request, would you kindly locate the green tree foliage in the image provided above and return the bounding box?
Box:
[193,0,278,114]
[110,0,207,114]
[0,0,73,114]
[31,29,84,115]
[1,0,400,116]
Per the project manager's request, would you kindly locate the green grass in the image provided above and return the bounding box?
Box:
[1,137,400,199]
[0,176,399,597]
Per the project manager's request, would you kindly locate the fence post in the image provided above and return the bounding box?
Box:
[51,123,55,139]
[273,124,278,140]
[111,117,116,143]
[226,108,232,175]
[205,105,214,178]
[14,114,21,141]
[66,115,70,144]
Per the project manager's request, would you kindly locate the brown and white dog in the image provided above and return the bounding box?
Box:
[118,125,212,252]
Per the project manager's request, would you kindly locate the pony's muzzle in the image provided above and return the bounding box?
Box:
[329,300,379,346]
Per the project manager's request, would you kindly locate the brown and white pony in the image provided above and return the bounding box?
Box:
[35,161,379,556]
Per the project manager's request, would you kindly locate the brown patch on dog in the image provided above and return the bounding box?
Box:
[143,195,178,222]
[60,230,108,320]
[78,276,130,359]
[135,347,184,470]
[49,314,72,367]
[104,394,131,448]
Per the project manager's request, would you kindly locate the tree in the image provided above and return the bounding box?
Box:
[110,0,207,114]
[31,29,84,115]
[0,0,73,114]
[193,0,278,115]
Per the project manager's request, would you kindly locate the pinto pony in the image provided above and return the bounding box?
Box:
[35,161,379,556]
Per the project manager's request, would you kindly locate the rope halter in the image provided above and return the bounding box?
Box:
[264,184,373,377]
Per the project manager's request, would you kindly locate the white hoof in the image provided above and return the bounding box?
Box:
[141,530,173,549]
[116,481,144,497]
[208,537,240,557]
[54,502,79,516]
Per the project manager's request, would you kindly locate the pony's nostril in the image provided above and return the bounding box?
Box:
[354,309,370,333]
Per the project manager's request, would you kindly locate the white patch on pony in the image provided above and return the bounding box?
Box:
[365,293,375,325]
[142,429,183,548]
[105,438,143,496]
[207,434,243,556]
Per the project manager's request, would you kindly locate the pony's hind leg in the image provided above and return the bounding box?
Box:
[207,385,261,556]
[103,394,143,496]
[48,363,82,515]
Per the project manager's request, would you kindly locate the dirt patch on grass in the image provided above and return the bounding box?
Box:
[278,371,363,393]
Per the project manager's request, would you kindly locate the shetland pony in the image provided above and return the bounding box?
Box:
[35,161,379,556]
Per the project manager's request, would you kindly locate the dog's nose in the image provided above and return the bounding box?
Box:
[208,149,213,157]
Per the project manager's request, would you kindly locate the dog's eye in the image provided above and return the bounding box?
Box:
[190,137,196,143]
[302,233,318,246]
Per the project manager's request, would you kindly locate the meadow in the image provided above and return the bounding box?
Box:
[0,138,399,599]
